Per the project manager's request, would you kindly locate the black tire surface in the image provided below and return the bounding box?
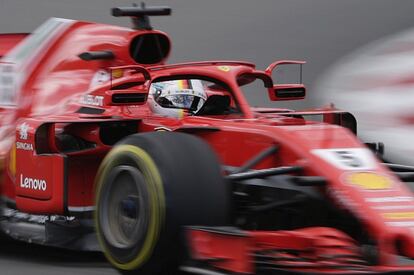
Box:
[95,132,230,275]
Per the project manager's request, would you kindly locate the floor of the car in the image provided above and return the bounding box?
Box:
[0,206,100,251]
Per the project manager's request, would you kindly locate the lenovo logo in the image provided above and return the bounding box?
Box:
[20,174,47,191]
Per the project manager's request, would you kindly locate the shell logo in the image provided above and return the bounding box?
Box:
[217,66,230,72]
[111,69,123,79]
[347,172,392,190]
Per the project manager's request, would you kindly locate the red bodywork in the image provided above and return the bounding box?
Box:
[0,33,28,57]
[1,16,414,274]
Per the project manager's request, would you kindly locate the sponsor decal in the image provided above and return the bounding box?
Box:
[387,221,414,227]
[18,122,30,140]
[111,69,123,79]
[217,66,231,72]
[16,141,33,151]
[154,126,172,132]
[312,148,377,170]
[20,174,47,191]
[383,212,414,220]
[366,196,414,203]
[346,172,392,190]
[79,95,104,107]
[89,69,110,88]
[374,205,414,210]
[68,206,95,212]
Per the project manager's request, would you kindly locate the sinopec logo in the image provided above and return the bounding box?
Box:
[19,174,47,191]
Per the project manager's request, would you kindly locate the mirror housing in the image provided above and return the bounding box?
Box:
[268,84,306,101]
[266,60,306,101]
[104,65,151,105]
[105,89,148,106]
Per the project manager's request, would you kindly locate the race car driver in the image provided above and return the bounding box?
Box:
[148,79,207,118]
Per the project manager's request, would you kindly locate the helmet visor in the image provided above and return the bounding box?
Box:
[163,94,205,111]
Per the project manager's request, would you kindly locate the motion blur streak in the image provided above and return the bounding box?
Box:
[317,27,414,165]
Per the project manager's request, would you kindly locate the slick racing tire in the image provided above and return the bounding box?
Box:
[95,132,230,274]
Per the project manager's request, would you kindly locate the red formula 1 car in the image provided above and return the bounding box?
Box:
[1,5,414,275]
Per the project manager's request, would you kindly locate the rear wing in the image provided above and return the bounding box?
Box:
[0,33,29,58]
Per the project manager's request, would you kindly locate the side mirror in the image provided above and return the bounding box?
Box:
[268,84,306,101]
[103,65,151,105]
[265,60,306,101]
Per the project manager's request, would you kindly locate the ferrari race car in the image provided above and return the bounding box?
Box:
[2,5,414,275]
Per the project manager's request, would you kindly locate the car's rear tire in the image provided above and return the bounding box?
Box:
[95,132,230,274]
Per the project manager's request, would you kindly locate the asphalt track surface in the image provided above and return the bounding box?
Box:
[2,0,414,274]
[0,238,117,275]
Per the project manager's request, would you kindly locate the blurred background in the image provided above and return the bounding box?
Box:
[2,0,414,110]
[2,0,414,274]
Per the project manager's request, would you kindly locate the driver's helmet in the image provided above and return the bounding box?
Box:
[148,79,207,117]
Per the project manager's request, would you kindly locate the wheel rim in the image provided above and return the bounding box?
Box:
[99,165,150,250]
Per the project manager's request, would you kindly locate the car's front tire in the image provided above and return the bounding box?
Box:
[95,132,230,274]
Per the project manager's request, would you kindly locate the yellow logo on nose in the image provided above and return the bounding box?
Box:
[383,212,414,219]
[347,172,392,190]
